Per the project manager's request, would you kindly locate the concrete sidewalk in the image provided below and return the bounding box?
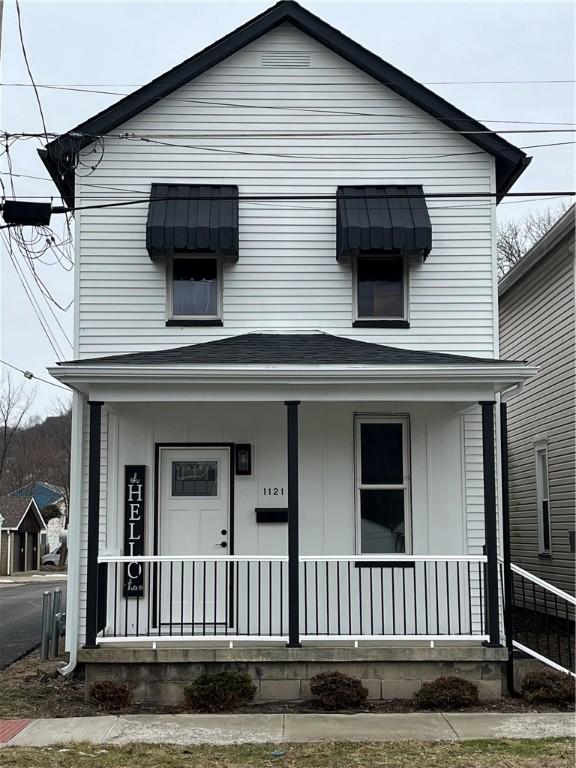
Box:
[1,712,574,747]
[0,572,67,585]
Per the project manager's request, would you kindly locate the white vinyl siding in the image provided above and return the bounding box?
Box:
[75,23,497,358]
[76,401,475,642]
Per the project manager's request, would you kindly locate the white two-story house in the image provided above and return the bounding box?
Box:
[44,1,539,702]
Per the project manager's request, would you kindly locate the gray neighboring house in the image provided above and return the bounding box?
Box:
[499,205,575,598]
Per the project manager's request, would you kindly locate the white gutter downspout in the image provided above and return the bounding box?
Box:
[60,392,84,676]
[500,382,524,402]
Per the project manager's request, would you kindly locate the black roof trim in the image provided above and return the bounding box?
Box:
[59,332,524,368]
[40,0,529,208]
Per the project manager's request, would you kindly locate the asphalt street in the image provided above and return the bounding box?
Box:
[0,580,67,668]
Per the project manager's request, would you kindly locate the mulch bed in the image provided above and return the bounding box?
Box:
[0,649,573,719]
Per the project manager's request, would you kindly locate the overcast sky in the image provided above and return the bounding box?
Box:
[1,0,574,416]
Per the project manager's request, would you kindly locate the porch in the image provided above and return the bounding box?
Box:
[50,333,536,658]
[84,392,505,651]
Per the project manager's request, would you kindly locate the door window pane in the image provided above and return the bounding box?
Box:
[360,489,405,553]
[361,423,403,484]
[357,257,403,318]
[172,461,218,496]
[173,258,218,316]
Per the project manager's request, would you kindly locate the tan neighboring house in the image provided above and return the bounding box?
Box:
[499,205,576,597]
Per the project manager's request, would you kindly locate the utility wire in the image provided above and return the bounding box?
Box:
[0,358,70,391]
[2,78,574,86]
[1,82,574,126]
[14,1,49,144]
[2,193,574,209]
[1,139,574,178]
[1,231,65,359]
[6,128,575,137]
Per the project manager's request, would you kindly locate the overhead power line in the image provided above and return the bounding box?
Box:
[0,358,70,391]
[2,192,574,210]
[1,82,574,126]
[6,128,575,138]
[2,79,574,86]
[14,1,48,143]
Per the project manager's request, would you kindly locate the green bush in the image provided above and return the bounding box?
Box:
[415,677,479,710]
[521,669,575,704]
[184,671,257,712]
[90,680,133,711]
[309,671,368,710]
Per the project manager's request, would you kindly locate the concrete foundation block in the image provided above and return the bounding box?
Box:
[300,679,312,699]
[258,679,301,701]
[480,662,503,680]
[361,679,382,700]
[476,679,503,700]
[380,679,422,700]
[82,648,506,705]
[134,681,184,706]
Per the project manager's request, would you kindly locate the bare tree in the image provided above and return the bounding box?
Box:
[497,203,569,278]
[0,373,35,492]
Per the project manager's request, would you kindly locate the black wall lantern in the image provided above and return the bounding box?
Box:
[235,444,252,475]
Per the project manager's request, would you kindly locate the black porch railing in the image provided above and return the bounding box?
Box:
[99,557,288,640]
[504,561,576,676]
[96,554,488,642]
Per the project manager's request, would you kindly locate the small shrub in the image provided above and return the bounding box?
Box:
[309,671,368,710]
[415,676,479,710]
[184,671,257,712]
[90,680,133,711]
[521,669,575,705]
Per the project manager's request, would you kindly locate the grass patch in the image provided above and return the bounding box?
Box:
[0,739,573,768]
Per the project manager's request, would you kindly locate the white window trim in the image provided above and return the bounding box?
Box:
[167,254,222,321]
[535,440,552,555]
[353,254,409,322]
[354,415,412,554]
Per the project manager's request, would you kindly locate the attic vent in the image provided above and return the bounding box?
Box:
[261,51,311,68]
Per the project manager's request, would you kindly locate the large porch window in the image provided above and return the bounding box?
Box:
[355,416,411,553]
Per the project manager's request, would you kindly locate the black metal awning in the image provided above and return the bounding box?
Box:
[337,185,432,262]
[146,184,239,262]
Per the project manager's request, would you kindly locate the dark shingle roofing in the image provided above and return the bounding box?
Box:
[0,497,35,529]
[10,482,65,510]
[61,333,521,367]
[39,1,529,207]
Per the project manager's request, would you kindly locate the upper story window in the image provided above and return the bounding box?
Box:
[167,256,222,326]
[353,255,408,328]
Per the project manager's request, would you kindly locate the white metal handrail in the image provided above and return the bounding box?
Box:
[98,554,289,563]
[300,555,487,563]
[513,640,576,679]
[98,553,486,564]
[507,560,576,606]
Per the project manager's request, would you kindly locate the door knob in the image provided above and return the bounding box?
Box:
[221,529,227,536]
[220,541,228,548]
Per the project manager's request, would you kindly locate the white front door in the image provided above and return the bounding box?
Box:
[159,447,230,628]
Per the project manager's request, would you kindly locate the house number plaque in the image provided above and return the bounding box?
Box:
[123,465,145,598]
[262,487,285,496]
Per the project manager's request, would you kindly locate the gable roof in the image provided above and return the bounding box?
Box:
[499,204,575,297]
[58,332,523,368]
[0,497,45,530]
[40,0,529,208]
[9,481,65,510]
